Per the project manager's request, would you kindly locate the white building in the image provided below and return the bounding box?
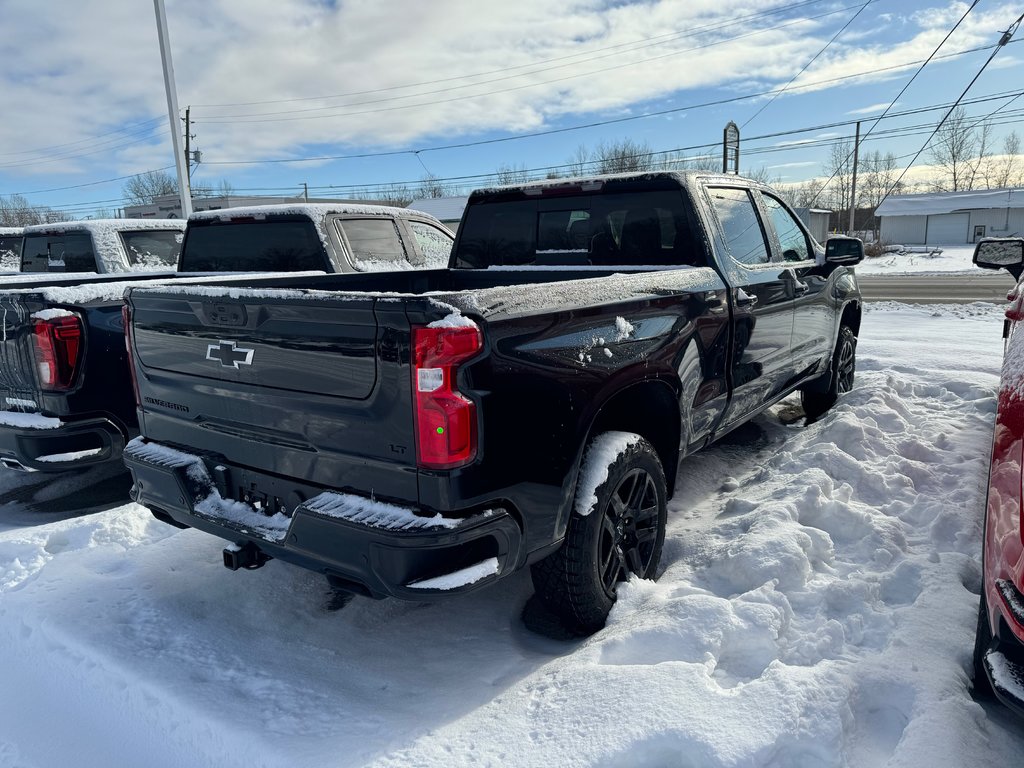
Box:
[876,188,1024,245]
[407,196,469,232]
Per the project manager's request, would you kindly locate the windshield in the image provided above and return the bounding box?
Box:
[180,219,330,272]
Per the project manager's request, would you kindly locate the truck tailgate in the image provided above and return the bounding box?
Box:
[0,296,37,396]
[128,289,420,502]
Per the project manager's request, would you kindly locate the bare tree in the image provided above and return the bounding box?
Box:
[857,150,901,239]
[376,183,415,207]
[593,138,655,174]
[927,107,987,191]
[494,162,530,186]
[0,194,69,225]
[122,170,178,205]
[566,145,593,177]
[987,131,1021,189]
[416,173,449,199]
[822,140,854,211]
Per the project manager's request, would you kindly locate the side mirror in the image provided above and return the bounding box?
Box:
[974,238,1024,279]
[825,236,864,266]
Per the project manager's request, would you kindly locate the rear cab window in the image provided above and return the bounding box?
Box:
[20,232,97,273]
[454,178,705,269]
[179,217,330,272]
[121,229,184,269]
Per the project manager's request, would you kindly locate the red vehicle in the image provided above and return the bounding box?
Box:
[973,237,1024,715]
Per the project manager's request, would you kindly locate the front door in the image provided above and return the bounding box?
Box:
[703,186,797,430]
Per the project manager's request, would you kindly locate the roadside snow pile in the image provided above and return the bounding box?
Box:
[858,244,977,275]
[0,303,1023,768]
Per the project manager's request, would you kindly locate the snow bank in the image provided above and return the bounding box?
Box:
[0,303,1022,767]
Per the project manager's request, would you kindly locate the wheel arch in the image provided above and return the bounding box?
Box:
[581,378,681,498]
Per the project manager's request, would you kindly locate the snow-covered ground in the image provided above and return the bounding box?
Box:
[1,302,1022,768]
[856,244,978,275]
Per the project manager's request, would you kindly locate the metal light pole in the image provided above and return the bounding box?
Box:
[153,0,192,218]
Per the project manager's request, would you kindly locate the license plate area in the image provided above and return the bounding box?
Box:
[210,463,312,519]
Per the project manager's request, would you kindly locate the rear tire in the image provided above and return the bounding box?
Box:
[531,433,667,636]
[802,324,856,422]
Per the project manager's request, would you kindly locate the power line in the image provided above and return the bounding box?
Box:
[808,0,981,205]
[0,115,166,161]
[199,42,1014,167]
[196,3,872,124]
[192,0,833,111]
[876,10,1024,207]
[9,167,176,197]
[742,0,874,128]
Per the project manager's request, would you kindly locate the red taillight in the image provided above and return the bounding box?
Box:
[31,314,83,391]
[412,324,482,469]
[122,304,141,408]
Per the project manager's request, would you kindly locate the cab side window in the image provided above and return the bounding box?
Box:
[761,195,811,263]
[708,187,770,266]
[408,220,454,269]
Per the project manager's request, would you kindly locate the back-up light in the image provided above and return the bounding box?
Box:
[32,314,83,391]
[412,325,482,469]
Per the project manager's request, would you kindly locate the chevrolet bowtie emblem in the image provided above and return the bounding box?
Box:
[206,340,255,369]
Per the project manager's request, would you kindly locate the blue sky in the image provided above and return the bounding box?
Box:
[0,0,1019,217]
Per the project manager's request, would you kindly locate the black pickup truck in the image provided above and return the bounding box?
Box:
[123,172,863,633]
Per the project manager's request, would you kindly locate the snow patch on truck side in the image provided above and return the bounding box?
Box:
[30,308,77,321]
[427,307,479,329]
[574,431,644,516]
[302,492,463,531]
[406,557,499,590]
[0,412,62,430]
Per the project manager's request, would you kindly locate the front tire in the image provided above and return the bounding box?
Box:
[531,433,667,635]
[802,324,856,421]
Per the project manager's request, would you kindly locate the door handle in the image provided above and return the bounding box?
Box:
[735,289,758,307]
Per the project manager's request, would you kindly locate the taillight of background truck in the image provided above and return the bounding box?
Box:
[31,315,83,391]
[412,325,482,469]
[122,304,141,408]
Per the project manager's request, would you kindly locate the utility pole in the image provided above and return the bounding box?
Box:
[848,120,861,235]
[303,182,309,202]
[153,0,192,217]
[184,106,191,178]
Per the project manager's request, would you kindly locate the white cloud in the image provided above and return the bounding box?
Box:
[0,0,1018,193]
[847,101,896,116]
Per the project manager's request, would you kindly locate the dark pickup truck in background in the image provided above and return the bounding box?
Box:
[0,205,455,474]
[19,219,186,274]
[178,204,454,273]
[123,172,863,633]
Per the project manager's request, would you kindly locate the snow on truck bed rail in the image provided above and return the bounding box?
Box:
[134,266,724,321]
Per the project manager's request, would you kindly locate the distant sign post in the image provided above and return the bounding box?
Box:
[723,122,740,175]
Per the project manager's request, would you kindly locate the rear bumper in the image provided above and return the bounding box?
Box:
[0,415,127,472]
[122,438,524,600]
[984,579,1024,717]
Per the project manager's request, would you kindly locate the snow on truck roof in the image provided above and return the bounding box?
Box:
[22,219,186,235]
[188,202,439,223]
[466,170,766,198]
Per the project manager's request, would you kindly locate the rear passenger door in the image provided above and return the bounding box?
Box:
[704,185,797,429]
